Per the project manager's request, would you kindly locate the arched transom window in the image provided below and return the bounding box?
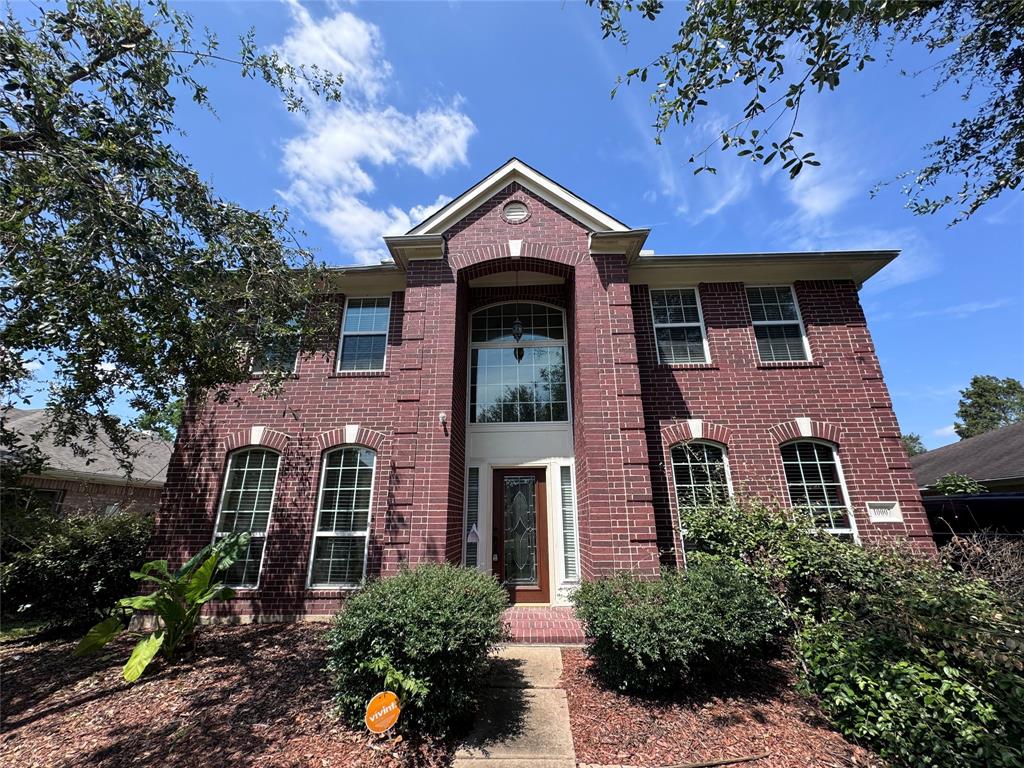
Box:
[469,303,569,424]
[671,441,730,510]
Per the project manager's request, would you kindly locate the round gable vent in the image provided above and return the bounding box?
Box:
[502,200,530,224]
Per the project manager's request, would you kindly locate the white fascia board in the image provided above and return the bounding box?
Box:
[323,263,407,293]
[590,229,652,264]
[408,158,629,235]
[382,234,445,271]
[629,250,897,288]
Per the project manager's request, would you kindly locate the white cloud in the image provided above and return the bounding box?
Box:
[932,424,957,437]
[277,2,476,264]
[906,298,1014,320]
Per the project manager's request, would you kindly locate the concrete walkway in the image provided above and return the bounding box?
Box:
[454,646,576,768]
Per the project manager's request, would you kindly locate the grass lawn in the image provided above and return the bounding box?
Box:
[0,623,450,768]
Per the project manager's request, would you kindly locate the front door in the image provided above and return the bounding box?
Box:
[492,468,549,604]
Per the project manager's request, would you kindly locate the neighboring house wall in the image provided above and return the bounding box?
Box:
[20,475,163,515]
[633,280,933,558]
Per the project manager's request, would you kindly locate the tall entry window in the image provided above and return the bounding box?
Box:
[469,303,570,424]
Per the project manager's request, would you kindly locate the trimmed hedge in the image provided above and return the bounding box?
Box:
[325,563,508,734]
[572,553,785,692]
[0,511,153,625]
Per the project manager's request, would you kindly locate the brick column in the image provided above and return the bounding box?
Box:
[387,259,464,568]
[573,254,660,579]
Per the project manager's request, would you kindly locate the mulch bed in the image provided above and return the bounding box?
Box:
[561,650,881,768]
[0,623,449,768]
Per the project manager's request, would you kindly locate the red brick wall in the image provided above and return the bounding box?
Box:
[631,280,933,561]
[154,179,929,619]
[21,475,162,516]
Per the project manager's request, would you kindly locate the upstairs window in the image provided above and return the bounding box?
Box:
[780,441,855,537]
[745,286,810,362]
[469,303,569,424]
[308,446,375,587]
[671,442,730,510]
[650,288,709,364]
[214,449,281,587]
[250,319,301,375]
[338,297,391,371]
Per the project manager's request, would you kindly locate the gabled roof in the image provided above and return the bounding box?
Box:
[407,157,630,235]
[911,422,1024,488]
[3,407,172,487]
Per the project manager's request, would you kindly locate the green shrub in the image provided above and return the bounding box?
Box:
[572,553,785,692]
[325,564,508,734]
[683,500,1024,768]
[75,532,251,682]
[0,510,152,625]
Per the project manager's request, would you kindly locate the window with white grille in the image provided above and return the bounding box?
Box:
[781,441,855,537]
[338,297,391,371]
[650,288,709,364]
[214,449,281,587]
[745,286,810,362]
[308,446,375,587]
[671,441,731,511]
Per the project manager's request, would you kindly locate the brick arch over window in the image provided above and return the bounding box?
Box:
[315,425,387,453]
[768,419,843,446]
[222,426,292,453]
[452,247,584,274]
[661,419,732,447]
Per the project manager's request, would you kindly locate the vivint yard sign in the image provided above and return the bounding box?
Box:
[364,691,401,734]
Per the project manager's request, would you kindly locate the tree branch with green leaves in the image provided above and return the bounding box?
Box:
[1,0,344,476]
[589,0,1022,222]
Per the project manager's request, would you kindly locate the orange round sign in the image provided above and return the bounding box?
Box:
[364,691,401,734]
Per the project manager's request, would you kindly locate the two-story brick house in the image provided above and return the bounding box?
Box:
[153,158,932,619]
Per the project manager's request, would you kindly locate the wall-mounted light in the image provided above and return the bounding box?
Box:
[438,412,447,426]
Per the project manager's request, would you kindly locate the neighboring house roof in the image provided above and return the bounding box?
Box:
[911,422,1024,489]
[3,407,172,488]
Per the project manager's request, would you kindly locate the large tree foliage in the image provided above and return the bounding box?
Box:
[954,375,1024,439]
[1,0,343,473]
[590,0,1022,222]
[900,432,926,457]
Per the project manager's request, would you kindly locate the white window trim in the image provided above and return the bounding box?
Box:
[211,448,282,591]
[466,301,573,426]
[336,296,391,373]
[649,287,711,365]
[746,284,812,363]
[670,440,734,524]
[780,439,859,542]
[306,446,376,590]
[250,341,300,376]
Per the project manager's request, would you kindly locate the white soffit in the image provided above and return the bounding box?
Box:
[629,250,898,288]
[408,158,629,235]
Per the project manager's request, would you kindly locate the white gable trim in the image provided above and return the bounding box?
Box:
[408,158,629,235]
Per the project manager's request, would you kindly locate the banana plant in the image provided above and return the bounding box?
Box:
[74,532,251,682]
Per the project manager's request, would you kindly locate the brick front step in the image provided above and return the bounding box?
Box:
[503,606,586,644]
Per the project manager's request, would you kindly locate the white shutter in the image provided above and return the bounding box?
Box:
[465,468,479,567]
[560,466,579,581]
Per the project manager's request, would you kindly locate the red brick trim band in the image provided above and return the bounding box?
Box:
[315,426,387,452]
[222,426,292,453]
[768,419,843,445]
[661,419,732,446]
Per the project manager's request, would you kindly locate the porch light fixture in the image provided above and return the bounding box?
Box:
[511,317,524,342]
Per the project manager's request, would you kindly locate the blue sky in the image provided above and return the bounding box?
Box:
[27,1,1024,447]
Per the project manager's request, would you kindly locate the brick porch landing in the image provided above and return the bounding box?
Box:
[504,607,585,644]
